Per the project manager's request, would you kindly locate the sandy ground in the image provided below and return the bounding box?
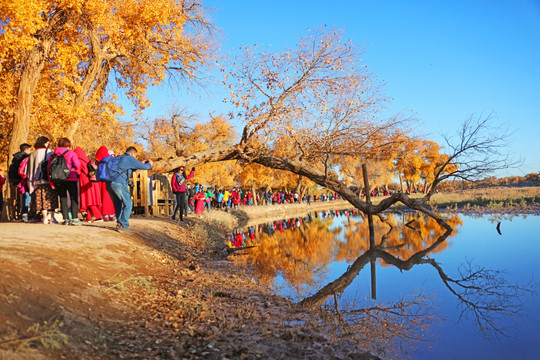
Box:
[0,219,182,359]
[0,207,377,360]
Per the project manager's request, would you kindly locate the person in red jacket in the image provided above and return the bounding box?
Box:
[171,165,195,221]
[95,146,116,222]
[193,188,206,215]
[231,189,240,209]
[74,147,102,222]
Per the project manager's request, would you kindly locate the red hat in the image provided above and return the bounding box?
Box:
[95,146,110,162]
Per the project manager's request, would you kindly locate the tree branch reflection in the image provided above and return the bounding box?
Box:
[300,212,531,341]
[231,210,532,350]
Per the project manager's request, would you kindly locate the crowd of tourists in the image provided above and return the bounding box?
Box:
[169,180,342,222]
[4,137,152,234]
[2,136,345,230]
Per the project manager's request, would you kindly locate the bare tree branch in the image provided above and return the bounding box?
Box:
[427,113,522,198]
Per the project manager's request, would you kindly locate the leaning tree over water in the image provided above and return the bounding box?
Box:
[147,28,525,342]
[151,29,515,232]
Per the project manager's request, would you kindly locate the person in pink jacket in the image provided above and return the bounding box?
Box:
[51,138,82,225]
[171,165,195,221]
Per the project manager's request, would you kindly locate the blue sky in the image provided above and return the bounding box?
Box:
[130,0,540,176]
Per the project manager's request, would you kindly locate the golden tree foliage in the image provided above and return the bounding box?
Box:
[237,218,342,295]
[226,29,408,167]
[0,0,212,163]
[186,115,238,186]
[236,163,276,190]
[137,117,184,160]
[340,156,395,189]
[238,212,461,297]
[189,115,236,153]
[197,160,239,188]
[79,120,139,159]
[395,138,459,192]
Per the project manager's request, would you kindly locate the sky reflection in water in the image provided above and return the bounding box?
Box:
[230,211,539,359]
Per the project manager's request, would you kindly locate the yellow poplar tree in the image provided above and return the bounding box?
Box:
[1,0,212,162]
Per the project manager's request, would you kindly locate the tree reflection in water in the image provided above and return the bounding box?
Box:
[230,210,532,358]
[230,210,351,293]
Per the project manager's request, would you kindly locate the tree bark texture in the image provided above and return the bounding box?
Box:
[7,9,70,161]
[2,9,70,222]
[66,26,115,142]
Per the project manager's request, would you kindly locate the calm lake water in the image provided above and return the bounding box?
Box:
[229,210,539,359]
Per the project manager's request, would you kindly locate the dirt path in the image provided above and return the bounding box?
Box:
[234,200,353,227]
[0,213,377,359]
[0,219,182,358]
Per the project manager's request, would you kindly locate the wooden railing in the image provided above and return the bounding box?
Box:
[131,170,174,217]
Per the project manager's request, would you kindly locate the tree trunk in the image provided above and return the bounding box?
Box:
[300,251,373,308]
[7,9,69,161]
[362,164,377,299]
[146,145,453,232]
[2,9,69,222]
[149,145,240,175]
[299,186,307,203]
[66,26,115,142]
[251,183,257,205]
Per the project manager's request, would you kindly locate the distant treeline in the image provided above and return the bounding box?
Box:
[438,173,540,191]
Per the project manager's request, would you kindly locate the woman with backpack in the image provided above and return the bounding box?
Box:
[26,136,57,224]
[50,138,81,225]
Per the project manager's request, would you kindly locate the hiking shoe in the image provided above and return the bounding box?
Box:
[116,227,134,235]
[71,219,82,226]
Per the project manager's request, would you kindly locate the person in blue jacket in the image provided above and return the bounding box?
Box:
[109,146,152,234]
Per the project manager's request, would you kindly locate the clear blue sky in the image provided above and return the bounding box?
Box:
[131,0,540,176]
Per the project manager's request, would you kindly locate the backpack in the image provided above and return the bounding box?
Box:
[87,161,97,179]
[48,150,71,182]
[96,155,123,182]
[8,152,28,184]
[18,157,29,179]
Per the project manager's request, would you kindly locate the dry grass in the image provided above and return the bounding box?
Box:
[432,186,540,202]
[427,186,540,214]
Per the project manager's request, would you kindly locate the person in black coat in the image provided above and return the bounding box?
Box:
[7,143,32,221]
